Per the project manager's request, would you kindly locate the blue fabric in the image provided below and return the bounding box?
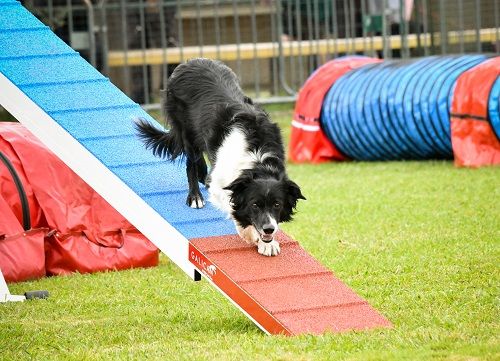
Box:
[338,64,376,159]
[489,76,500,141]
[0,1,236,240]
[385,59,426,158]
[321,69,353,158]
[379,62,414,159]
[357,62,400,159]
[396,56,437,158]
[412,56,454,157]
[349,63,389,160]
[362,62,400,159]
[405,57,442,157]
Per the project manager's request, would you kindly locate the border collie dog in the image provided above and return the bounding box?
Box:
[135,58,305,256]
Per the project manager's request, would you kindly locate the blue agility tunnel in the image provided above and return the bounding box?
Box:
[320,55,489,160]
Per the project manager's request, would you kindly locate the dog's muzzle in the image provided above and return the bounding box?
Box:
[260,226,275,243]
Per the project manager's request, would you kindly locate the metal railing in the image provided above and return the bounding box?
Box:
[22,0,499,108]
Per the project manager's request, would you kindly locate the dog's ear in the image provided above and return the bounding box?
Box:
[286,179,306,203]
[280,179,305,223]
[243,96,254,105]
[232,111,257,125]
[223,173,252,193]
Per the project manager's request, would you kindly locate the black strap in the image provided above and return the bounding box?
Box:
[0,150,31,231]
[450,113,488,121]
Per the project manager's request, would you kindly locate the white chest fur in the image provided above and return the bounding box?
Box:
[208,127,253,215]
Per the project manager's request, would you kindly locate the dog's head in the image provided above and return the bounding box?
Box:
[224,171,305,242]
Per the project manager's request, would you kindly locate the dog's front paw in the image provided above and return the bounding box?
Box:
[257,240,280,257]
[186,194,205,209]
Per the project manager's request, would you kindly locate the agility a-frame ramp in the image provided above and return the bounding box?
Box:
[0,0,391,335]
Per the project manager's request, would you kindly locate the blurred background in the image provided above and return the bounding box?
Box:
[18,0,500,108]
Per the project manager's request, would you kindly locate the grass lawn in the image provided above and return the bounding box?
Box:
[1,104,499,360]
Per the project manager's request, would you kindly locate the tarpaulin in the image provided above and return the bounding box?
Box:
[289,56,381,163]
[451,57,500,167]
[0,135,44,229]
[0,123,158,276]
[0,146,46,283]
[0,195,46,282]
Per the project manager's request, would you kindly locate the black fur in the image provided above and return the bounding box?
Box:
[135,58,305,241]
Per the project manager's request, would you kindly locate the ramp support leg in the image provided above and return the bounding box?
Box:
[0,269,25,303]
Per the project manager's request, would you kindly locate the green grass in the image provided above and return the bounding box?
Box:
[1,104,499,360]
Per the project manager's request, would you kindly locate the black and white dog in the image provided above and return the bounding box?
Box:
[135,58,305,256]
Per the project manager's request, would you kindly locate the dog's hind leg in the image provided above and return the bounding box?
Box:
[196,157,208,185]
[185,151,205,209]
[164,95,205,208]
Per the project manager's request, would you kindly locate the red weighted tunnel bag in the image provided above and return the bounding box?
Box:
[289,56,382,163]
[451,57,500,167]
[0,142,46,283]
[0,196,46,282]
[0,123,158,276]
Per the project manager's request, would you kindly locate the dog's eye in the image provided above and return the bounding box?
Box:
[274,202,281,208]
[252,203,259,209]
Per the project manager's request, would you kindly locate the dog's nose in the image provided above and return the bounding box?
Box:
[263,226,275,235]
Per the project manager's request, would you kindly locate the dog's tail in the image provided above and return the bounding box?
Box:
[134,118,184,160]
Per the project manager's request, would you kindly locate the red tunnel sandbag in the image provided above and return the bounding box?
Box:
[0,136,45,229]
[0,144,47,283]
[0,123,159,276]
[451,57,500,167]
[0,195,46,282]
[289,56,382,163]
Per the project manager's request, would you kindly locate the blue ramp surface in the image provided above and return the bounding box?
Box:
[0,0,234,240]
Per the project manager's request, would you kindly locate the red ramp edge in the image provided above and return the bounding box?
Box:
[189,232,392,335]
